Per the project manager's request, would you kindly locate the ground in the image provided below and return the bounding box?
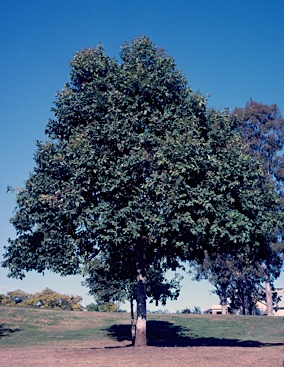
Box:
[1,308,283,366]
[0,340,283,367]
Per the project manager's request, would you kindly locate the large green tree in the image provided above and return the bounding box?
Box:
[3,37,208,346]
[2,37,279,346]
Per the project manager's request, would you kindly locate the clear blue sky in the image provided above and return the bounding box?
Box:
[0,0,283,312]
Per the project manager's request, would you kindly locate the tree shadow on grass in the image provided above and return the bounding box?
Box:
[0,323,21,338]
[107,321,283,348]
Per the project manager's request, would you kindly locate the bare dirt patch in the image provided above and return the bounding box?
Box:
[0,341,283,367]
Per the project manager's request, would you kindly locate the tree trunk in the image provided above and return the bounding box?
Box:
[265,272,273,316]
[239,293,246,315]
[134,250,147,347]
[130,297,135,345]
[242,279,249,315]
[220,295,227,315]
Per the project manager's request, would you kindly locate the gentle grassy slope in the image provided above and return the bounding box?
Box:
[0,306,283,348]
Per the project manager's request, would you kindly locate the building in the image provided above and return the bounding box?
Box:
[203,305,226,315]
[203,288,284,316]
[274,287,284,316]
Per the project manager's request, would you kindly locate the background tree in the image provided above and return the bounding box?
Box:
[232,100,284,315]
[0,289,30,306]
[180,306,201,314]
[85,301,121,312]
[23,287,83,310]
[189,106,283,315]
[233,99,284,183]
[191,252,279,315]
[191,253,233,315]
[0,288,83,310]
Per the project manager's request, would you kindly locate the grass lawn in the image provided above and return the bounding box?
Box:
[0,306,283,349]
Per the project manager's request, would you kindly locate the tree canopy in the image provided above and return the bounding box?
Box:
[191,101,284,316]
[233,99,284,185]
[2,37,281,345]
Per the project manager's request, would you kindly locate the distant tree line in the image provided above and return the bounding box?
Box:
[85,300,123,312]
[176,306,202,314]
[0,288,83,310]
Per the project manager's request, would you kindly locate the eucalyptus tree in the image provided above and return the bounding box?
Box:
[232,100,284,315]
[233,100,284,183]
[189,107,283,315]
[191,251,271,315]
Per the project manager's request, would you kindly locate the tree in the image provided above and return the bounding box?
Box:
[233,100,284,183]
[189,106,283,315]
[191,306,202,314]
[2,37,279,346]
[3,37,207,346]
[0,288,83,310]
[23,287,83,310]
[82,254,181,344]
[0,289,30,306]
[191,252,271,315]
[82,253,182,309]
[233,100,284,315]
[191,253,232,315]
[85,301,120,312]
[180,306,201,314]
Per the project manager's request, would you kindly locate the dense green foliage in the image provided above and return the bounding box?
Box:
[82,255,182,306]
[3,38,277,275]
[2,36,282,344]
[191,101,284,315]
[233,100,284,280]
[3,38,202,277]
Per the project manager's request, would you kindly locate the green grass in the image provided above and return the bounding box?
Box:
[0,306,119,348]
[0,306,283,349]
[147,314,284,346]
